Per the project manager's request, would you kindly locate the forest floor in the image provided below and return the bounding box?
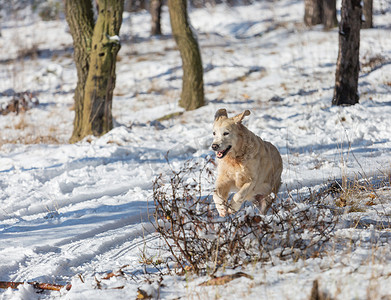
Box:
[1,0,391,299]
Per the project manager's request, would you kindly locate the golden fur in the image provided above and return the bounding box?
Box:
[211,108,283,217]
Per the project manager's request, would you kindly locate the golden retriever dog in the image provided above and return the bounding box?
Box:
[211,108,283,217]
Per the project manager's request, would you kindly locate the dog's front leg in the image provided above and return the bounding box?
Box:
[213,181,231,217]
[213,192,227,217]
[228,181,255,214]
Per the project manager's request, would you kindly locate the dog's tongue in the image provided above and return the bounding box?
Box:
[217,151,223,158]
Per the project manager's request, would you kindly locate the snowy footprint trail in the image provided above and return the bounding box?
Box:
[0,140,161,286]
[0,120,209,296]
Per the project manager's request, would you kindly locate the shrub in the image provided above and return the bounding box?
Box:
[152,158,337,275]
[0,91,39,115]
[33,0,63,21]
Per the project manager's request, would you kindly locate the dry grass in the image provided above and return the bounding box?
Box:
[16,43,40,60]
[14,114,28,130]
[0,135,60,148]
[0,112,62,148]
[361,54,388,74]
[146,79,168,95]
[329,175,391,215]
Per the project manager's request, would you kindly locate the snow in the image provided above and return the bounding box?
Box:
[108,35,120,42]
[1,1,391,299]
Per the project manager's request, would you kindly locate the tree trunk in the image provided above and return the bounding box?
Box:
[65,0,124,142]
[65,0,95,143]
[323,0,338,29]
[168,0,204,111]
[333,0,362,106]
[150,0,163,35]
[304,0,323,27]
[362,0,373,29]
[82,0,123,138]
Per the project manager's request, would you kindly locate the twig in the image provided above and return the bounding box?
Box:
[0,281,71,291]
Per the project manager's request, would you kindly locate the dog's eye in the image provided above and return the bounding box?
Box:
[213,132,216,136]
[223,132,229,136]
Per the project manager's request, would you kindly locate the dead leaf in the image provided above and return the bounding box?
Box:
[137,288,151,299]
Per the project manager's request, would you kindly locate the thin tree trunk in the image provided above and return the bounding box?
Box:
[65,0,94,143]
[150,0,163,35]
[323,0,338,29]
[82,0,123,138]
[362,0,373,29]
[304,0,323,27]
[168,0,204,111]
[333,0,362,106]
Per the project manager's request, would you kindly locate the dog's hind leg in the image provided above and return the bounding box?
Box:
[228,181,256,214]
[254,194,275,214]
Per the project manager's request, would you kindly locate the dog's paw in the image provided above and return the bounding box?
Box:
[216,205,228,217]
[227,207,235,215]
[227,204,241,214]
[218,209,227,217]
[216,204,228,217]
[213,192,228,217]
[229,199,242,213]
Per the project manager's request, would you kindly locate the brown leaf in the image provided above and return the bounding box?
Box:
[365,200,375,206]
[137,288,151,299]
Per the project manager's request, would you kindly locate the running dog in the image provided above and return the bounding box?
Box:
[211,108,283,217]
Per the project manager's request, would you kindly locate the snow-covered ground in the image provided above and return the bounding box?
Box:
[0,1,391,299]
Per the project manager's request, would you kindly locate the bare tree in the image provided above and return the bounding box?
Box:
[65,0,124,142]
[168,0,204,110]
[304,0,337,29]
[333,0,362,106]
[150,0,163,35]
[304,0,323,27]
[323,0,338,29]
[124,0,147,11]
[362,0,373,29]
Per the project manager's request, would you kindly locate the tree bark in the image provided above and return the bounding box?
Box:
[65,0,124,142]
[304,0,323,27]
[362,0,373,29]
[65,0,95,143]
[150,0,163,35]
[168,0,204,111]
[82,0,123,138]
[323,0,338,29]
[333,0,362,106]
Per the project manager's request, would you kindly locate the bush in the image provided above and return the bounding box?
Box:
[34,0,63,21]
[0,91,39,115]
[152,158,337,276]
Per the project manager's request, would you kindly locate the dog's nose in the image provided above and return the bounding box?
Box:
[211,144,219,151]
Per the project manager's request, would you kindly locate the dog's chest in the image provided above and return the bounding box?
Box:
[219,158,250,188]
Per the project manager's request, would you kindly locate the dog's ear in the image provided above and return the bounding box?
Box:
[233,110,250,124]
[214,108,228,121]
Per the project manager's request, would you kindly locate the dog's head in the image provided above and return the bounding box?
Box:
[211,108,250,159]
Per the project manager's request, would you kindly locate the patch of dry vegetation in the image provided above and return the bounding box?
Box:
[139,158,391,299]
[151,158,337,276]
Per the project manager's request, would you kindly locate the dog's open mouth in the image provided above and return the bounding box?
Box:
[216,146,232,159]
